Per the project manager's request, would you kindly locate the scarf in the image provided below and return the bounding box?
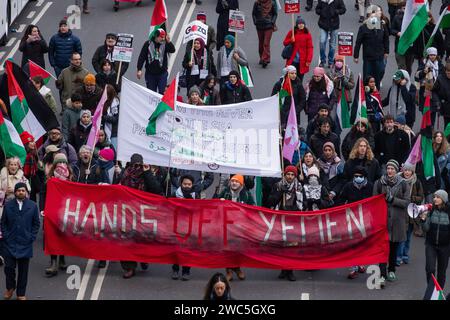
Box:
[401,173,417,198]
[23,151,38,178]
[98,159,114,184]
[53,163,69,181]
[258,0,273,17]
[230,186,243,202]
[148,40,166,67]
[279,178,303,210]
[318,156,341,180]
[175,187,196,199]
[304,184,322,201]
[121,165,145,190]
[221,48,234,76]
[389,83,407,118]
[424,58,439,80]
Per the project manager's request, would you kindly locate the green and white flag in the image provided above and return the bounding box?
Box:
[424,5,450,55]
[0,111,26,165]
[398,0,429,55]
[239,65,254,87]
[148,0,168,40]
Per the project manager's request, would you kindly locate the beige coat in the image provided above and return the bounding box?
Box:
[0,167,30,216]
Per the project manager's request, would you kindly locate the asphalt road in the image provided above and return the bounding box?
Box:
[0,0,449,300]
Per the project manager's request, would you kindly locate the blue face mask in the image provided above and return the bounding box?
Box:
[354,176,365,184]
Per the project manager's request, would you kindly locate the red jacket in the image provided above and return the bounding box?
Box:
[283,28,313,75]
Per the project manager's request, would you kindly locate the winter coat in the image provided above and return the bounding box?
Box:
[76,85,103,114]
[72,162,102,184]
[341,127,376,161]
[391,10,412,55]
[217,186,255,205]
[216,0,240,50]
[199,80,221,105]
[94,140,116,159]
[62,106,81,142]
[403,177,424,225]
[220,81,252,104]
[411,23,445,59]
[102,98,120,139]
[305,81,336,119]
[422,204,450,246]
[19,38,48,68]
[343,157,382,183]
[416,59,444,114]
[182,47,217,90]
[92,43,129,76]
[169,169,214,198]
[216,46,248,78]
[336,180,374,205]
[309,131,341,158]
[374,128,411,166]
[433,74,450,118]
[327,65,355,103]
[306,115,338,142]
[272,76,306,128]
[37,138,78,167]
[353,24,389,61]
[39,86,58,115]
[216,174,255,197]
[373,176,409,242]
[96,70,120,93]
[137,39,176,75]
[69,121,92,153]
[283,28,313,74]
[0,168,31,216]
[48,30,82,69]
[252,0,278,30]
[317,156,345,196]
[56,64,89,108]
[315,0,346,31]
[266,180,303,211]
[0,198,40,259]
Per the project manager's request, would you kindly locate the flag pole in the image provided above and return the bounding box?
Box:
[165,73,179,197]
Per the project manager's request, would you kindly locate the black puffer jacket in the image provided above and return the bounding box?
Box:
[353,24,389,60]
[252,0,277,30]
[272,77,306,128]
[422,204,450,246]
[315,0,346,31]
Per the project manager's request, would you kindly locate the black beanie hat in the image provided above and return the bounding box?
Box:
[14,182,28,193]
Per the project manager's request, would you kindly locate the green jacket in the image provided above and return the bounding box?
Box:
[218,187,255,205]
[62,106,81,142]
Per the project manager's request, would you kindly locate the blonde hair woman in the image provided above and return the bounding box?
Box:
[0,157,31,214]
[344,137,381,183]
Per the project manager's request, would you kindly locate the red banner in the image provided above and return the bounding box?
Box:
[44,179,389,269]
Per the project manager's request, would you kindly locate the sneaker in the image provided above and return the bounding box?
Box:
[171,271,179,280]
[395,259,402,267]
[181,272,191,281]
[286,271,297,281]
[347,271,358,279]
[319,62,324,68]
[262,61,268,68]
[97,260,106,269]
[3,289,14,300]
[278,270,287,279]
[236,268,246,280]
[123,269,135,279]
[379,276,386,289]
[402,256,409,264]
[357,266,366,273]
[387,271,397,282]
[226,269,233,281]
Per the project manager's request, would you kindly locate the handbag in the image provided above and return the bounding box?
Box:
[179,68,188,88]
[281,44,293,60]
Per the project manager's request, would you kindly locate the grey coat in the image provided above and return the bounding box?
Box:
[62,106,81,142]
[216,46,248,78]
[373,177,409,242]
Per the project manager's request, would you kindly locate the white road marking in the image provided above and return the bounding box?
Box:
[76,259,95,300]
[0,41,20,71]
[90,262,109,300]
[31,2,53,26]
[27,11,36,19]
[6,38,16,47]
[168,1,196,76]
[17,24,26,33]
[301,293,310,300]
[36,0,45,7]
[169,0,187,39]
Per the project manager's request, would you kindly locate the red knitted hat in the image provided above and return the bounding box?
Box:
[284,165,298,176]
[20,131,34,145]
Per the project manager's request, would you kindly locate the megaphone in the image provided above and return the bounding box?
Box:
[407,203,432,219]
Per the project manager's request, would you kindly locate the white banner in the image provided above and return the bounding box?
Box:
[183,20,209,44]
[117,78,282,177]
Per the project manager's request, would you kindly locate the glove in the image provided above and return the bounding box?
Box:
[280,184,290,193]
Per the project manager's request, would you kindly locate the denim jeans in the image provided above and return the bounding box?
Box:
[320,29,337,66]
[363,58,385,90]
[145,71,168,94]
[397,223,414,263]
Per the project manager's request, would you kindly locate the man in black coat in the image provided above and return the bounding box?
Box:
[391,5,414,75]
[336,166,374,205]
[374,114,411,168]
[137,29,175,94]
[305,104,338,142]
[1,183,40,300]
[216,0,239,50]
[92,33,129,79]
[309,117,341,159]
[315,0,346,68]
[432,63,450,129]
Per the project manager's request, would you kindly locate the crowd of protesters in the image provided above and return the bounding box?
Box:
[1,0,450,300]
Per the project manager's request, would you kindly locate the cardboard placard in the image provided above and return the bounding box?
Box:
[112,33,134,63]
[338,32,353,56]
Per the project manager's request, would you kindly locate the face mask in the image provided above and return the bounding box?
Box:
[335,61,343,69]
[309,176,319,186]
[354,176,365,184]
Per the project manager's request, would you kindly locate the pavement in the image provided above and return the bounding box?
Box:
[0,0,449,300]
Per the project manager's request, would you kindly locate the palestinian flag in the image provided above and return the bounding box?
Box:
[146,74,178,135]
[350,74,367,124]
[398,0,429,55]
[424,274,446,300]
[337,86,351,129]
[0,111,27,165]
[278,75,292,108]
[0,60,59,141]
[239,65,254,88]
[149,0,168,40]
[421,95,435,179]
[424,6,450,55]
[28,59,56,85]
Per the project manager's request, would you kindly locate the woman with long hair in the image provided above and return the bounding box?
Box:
[203,272,234,300]
[305,67,335,122]
[364,75,383,133]
[101,84,120,149]
[344,137,381,183]
[433,131,450,188]
[19,24,48,69]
